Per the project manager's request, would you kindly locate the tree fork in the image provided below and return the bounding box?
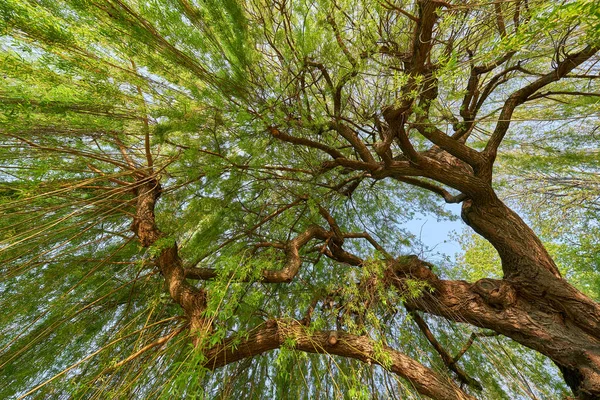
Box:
[389,254,600,399]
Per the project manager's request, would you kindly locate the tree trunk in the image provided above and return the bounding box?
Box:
[418,197,600,399]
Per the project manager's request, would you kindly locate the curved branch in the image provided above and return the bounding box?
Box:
[185,224,363,283]
[484,45,598,164]
[203,320,475,400]
[270,127,345,159]
[132,179,208,341]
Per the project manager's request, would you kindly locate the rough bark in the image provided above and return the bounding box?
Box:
[204,320,475,400]
[177,181,600,398]
[131,179,209,343]
[388,248,600,399]
[131,2,600,397]
[459,197,600,399]
[131,186,475,399]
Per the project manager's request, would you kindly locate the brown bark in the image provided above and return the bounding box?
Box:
[458,198,600,399]
[461,198,561,278]
[368,4,600,396]
[204,320,475,400]
[387,251,600,399]
[131,187,475,399]
[131,179,209,343]
[130,2,600,397]
[179,180,600,398]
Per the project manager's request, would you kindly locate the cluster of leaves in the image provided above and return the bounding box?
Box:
[0,0,598,398]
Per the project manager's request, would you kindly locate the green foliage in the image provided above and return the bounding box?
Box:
[456,233,502,281]
[0,0,598,398]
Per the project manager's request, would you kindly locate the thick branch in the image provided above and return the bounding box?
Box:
[386,256,600,398]
[410,0,439,74]
[413,124,485,167]
[392,121,424,165]
[204,320,475,400]
[132,179,208,341]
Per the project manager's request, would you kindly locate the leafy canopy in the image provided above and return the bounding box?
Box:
[0,0,598,399]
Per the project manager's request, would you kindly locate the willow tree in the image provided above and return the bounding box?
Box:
[1,0,599,398]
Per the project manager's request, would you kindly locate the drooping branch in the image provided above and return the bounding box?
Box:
[7,134,141,173]
[0,97,141,120]
[203,320,476,400]
[107,324,186,371]
[192,197,309,267]
[452,331,499,364]
[101,0,220,88]
[407,308,483,391]
[342,232,393,259]
[86,164,132,186]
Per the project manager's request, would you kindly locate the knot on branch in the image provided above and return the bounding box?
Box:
[268,126,281,137]
[265,319,278,329]
[389,255,437,281]
[328,331,339,346]
[472,279,516,309]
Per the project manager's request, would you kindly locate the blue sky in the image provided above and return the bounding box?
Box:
[403,202,465,259]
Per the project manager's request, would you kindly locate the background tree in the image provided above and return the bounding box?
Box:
[1,0,599,399]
